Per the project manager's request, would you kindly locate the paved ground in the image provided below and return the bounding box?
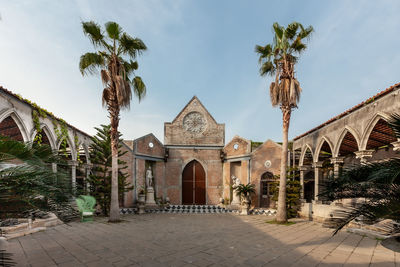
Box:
[3,214,400,266]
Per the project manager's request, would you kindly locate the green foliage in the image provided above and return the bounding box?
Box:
[320,113,400,236]
[53,119,69,156]
[251,141,263,151]
[15,93,70,147]
[255,22,313,77]
[0,136,73,221]
[87,125,132,216]
[271,167,301,219]
[79,21,148,107]
[234,183,256,200]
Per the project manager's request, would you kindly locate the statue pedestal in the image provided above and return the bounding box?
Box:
[231,194,241,206]
[146,187,156,206]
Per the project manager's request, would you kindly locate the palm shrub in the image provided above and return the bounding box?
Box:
[234,183,256,202]
[255,22,313,223]
[0,249,14,267]
[80,21,147,222]
[271,167,301,218]
[320,114,400,238]
[0,136,73,221]
[87,125,132,216]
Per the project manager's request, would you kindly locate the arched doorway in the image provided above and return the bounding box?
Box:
[260,172,275,208]
[182,160,206,205]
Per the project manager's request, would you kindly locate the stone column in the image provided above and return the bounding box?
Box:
[299,165,309,200]
[312,162,323,202]
[52,163,57,173]
[354,150,374,164]
[330,157,344,178]
[68,160,78,191]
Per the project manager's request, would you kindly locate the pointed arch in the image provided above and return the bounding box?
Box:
[333,126,360,157]
[314,137,334,162]
[361,112,394,150]
[57,135,77,161]
[81,143,90,164]
[299,144,313,166]
[31,124,57,149]
[0,108,29,142]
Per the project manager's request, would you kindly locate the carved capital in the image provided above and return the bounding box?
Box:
[299,165,311,172]
[330,157,345,165]
[312,161,323,168]
[68,160,79,167]
[354,150,374,163]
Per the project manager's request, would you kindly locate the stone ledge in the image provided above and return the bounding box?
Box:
[3,227,47,240]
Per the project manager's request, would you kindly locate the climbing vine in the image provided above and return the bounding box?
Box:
[15,93,78,159]
[53,119,69,157]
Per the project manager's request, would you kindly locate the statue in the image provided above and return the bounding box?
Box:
[146,167,153,188]
[145,166,156,206]
[231,175,241,206]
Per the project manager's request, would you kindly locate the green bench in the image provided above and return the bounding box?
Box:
[75,195,96,222]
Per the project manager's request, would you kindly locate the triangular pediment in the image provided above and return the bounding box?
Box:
[171,96,218,125]
[164,96,225,146]
[224,135,251,156]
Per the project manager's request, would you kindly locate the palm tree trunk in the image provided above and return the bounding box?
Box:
[109,108,120,222]
[276,106,291,223]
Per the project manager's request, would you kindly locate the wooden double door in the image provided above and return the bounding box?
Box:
[182,160,206,205]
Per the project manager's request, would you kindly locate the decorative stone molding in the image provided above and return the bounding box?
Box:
[299,165,311,172]
[330,157,344,165]
[67,160,79,167]
[354,150,374,163]
[312,161,323,168]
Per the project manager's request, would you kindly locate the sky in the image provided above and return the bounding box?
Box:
[0,0,399,143]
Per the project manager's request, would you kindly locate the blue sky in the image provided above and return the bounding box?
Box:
[0,0,399,143]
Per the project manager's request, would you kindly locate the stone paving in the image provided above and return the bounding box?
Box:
[3,214,400,267]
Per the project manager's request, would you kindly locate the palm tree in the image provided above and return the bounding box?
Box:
[255,22,313,223]
[79,21,147,222]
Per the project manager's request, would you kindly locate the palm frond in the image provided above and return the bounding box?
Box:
[285,22,299,40]
[118,33,147,58]
[299,25,314,40]
[272,22,284,42]
[133,76,146,102]
[259,61,275,76]
[100,69,111,87]
[123,60,139,77]
[105,21,122,41]
[79,52,105,75]
[115,75,132,109]
[82,21,104,47]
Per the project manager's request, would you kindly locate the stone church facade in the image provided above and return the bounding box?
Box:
[122,96,282,208]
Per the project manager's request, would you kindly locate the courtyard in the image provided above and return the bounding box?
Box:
[4,214,399,267]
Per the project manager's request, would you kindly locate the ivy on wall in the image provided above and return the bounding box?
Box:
[15,94,76,159]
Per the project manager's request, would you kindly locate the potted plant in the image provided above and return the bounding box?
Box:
[234,183,256,215]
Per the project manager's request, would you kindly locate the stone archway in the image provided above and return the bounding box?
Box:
[182,160,206,205]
